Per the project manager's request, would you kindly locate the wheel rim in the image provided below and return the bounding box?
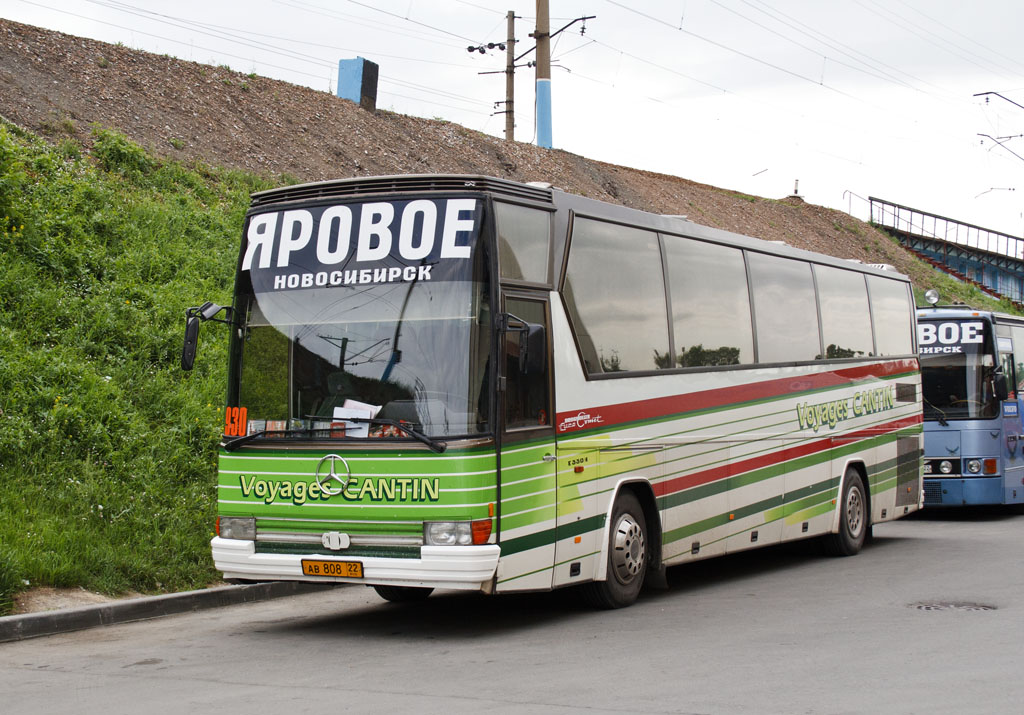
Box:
[610,512,645,584]
[846,483,865,538]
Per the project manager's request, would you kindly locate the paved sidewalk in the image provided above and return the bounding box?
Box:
[0,582,335,643]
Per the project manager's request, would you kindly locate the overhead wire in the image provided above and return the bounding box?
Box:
[706,0,922,93]
[855,0,1020,82]
[603,0,879,108]
[549,3,1001,179]
[341,0,482,44]
[736,0,955,99]
[893,0,1024,77]
[598,0,1002,126]
[276,0,473,50]
[587,37,731,95]
[17,0,333,80]
[68,0,498,115]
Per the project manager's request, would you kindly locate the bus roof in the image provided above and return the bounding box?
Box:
[248,173,910,283]
[918,306,1024,326]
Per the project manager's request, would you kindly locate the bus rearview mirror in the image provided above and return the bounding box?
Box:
[519,323,546,375]
[995,373,1009,402]
[181,316,200,371]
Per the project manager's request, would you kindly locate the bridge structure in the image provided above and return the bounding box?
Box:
[869,197,1024,306]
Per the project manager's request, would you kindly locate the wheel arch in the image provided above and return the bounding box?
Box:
[593,478,662,582]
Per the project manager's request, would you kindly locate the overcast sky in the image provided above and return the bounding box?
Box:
[6,0,1024,238]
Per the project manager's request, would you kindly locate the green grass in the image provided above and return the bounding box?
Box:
[0,122,274,613]
[911,271,1015,313]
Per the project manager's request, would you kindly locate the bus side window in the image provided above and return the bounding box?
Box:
[504,297,550,430]
[1012,326,1024,396]
[1000,351,1016,399]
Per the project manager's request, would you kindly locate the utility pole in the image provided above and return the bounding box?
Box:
[505,10,515,142]
[534,0,552,149]
[474,6,591,146]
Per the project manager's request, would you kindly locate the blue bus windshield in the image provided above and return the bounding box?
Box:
[919,318,999,421]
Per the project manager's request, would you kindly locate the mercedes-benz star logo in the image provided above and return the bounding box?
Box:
[315,454,351,496]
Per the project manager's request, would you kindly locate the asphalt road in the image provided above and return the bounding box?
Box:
[2,509,1022,714]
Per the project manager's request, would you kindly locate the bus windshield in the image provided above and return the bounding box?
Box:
[229,196,491,440]
[919,318,999,421]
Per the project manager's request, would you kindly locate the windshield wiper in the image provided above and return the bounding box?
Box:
[222,420,447,453]
[923,399,949,426]
[222,428,311,452]
[341,417,447,453]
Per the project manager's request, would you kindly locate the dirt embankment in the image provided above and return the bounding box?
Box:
[0,17,931,284]
[0,18,939,616]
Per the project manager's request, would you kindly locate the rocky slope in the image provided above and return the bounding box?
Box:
[0,17,935,285]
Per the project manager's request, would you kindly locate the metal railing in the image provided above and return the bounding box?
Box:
[869,197,1024,261]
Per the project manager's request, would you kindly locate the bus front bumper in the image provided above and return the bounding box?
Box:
[211,536,501,591]
[923,476,1003,506]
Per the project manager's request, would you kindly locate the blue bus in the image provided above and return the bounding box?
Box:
[917,297,1024,506]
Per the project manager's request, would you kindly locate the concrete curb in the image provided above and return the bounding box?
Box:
[0,582,335,643]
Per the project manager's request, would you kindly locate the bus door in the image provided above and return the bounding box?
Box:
[996,333,1024,503]
[496,294,558,591]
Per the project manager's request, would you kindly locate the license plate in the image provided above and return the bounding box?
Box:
[301,559,363,578]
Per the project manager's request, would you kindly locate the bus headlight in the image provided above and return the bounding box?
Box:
[939,460,954,474]
[425,521,472,546]
[218,516,256,540]
[424,519,492,546]
[965,459,982,474]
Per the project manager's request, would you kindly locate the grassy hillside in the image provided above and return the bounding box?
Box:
[0,122,273,614]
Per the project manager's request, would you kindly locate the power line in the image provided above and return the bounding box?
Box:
[93,0,492,107]
[738,0,959,101]
[855,0,1020,82]
[893,0,1024,77]
[276,0,472,51]
[713,0,922,93]
[603,0,990,115]
[87,0,338,68]
[341,0,482,45]
[876,0,1024,79]
[18,0,334,79]
[587,37,731,94]
[16,0,495,117]
[604,0,865,103]
[94,0,484,69]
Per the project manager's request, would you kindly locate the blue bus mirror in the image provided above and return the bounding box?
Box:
[995,373,1009,401]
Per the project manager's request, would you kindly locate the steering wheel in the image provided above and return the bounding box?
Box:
[949,399,986,409]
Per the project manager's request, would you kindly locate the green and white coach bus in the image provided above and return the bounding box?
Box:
[182,174,923,608]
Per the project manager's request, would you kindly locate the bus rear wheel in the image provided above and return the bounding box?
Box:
[824,469,868,556]
[582,491,648,609]
[373,585,434,602]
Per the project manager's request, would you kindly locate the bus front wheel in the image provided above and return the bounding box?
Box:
[582,491,648,609]
[373,585,434,602]
[824,469,868,556]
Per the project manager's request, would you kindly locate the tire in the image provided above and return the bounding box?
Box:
[582,491,648,609]
[823,469,868,556]
[373,585,434,602]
